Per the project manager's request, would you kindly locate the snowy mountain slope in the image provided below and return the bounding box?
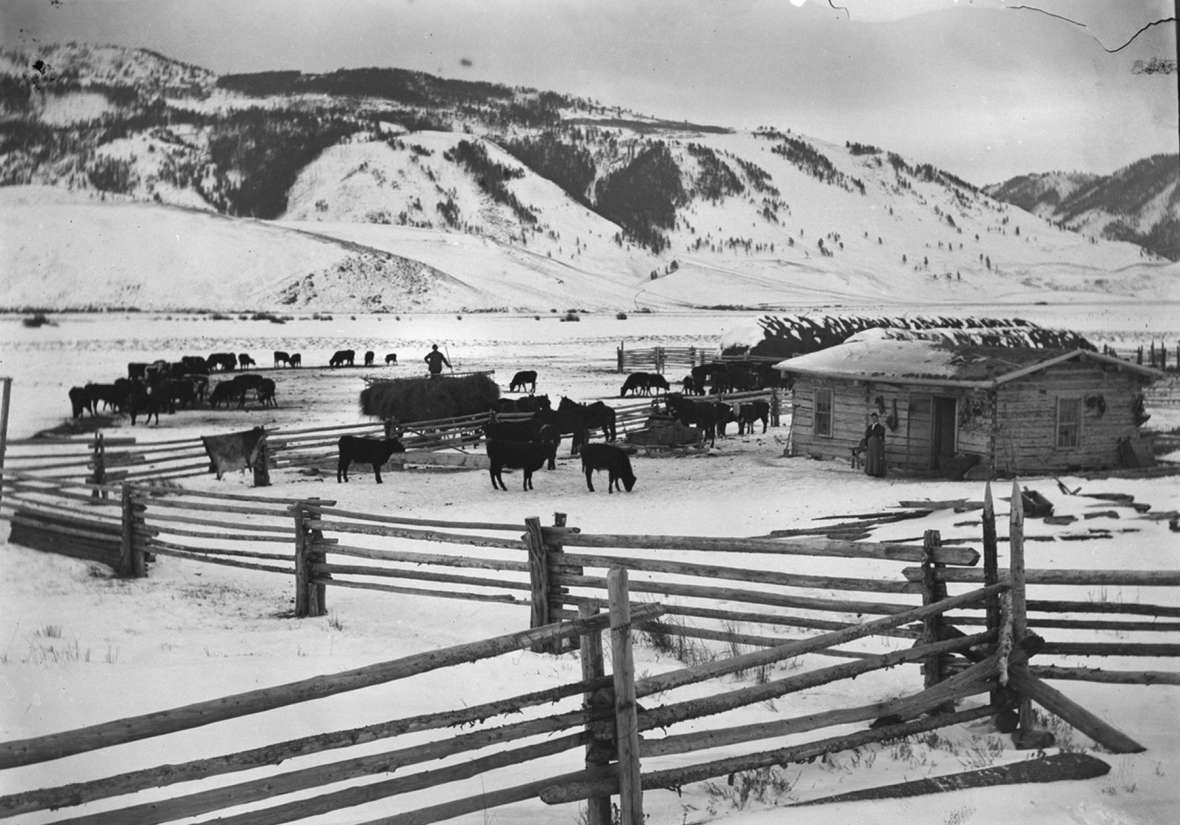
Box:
[1,44,1177,311]
[986,155,1180,260]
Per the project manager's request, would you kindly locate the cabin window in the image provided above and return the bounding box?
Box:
[1056,397,1081,448]
[814,388,833,437]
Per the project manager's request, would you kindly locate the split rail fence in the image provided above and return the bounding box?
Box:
[1,470,1176,822]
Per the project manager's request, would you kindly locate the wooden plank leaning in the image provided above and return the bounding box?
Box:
[0,604,662,771]
[608,568,644,825]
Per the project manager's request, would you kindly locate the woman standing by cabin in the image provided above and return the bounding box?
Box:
[862,412,887,477]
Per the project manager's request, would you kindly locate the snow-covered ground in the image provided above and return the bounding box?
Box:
[0,311,1178,824]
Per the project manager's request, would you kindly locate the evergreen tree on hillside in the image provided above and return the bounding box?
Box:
[594,141,686,253]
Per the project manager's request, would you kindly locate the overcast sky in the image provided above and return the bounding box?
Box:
[2,0,1176,184]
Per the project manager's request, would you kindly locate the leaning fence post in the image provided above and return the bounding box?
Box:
[607,567,643,825]
[90,432,107,500]
[616,342,624,374]
[579,603,613,825]
[920,529,948,694]
[252,436,270,488]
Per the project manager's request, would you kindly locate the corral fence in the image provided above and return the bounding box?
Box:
[0,526,1153,824]
[1102,340,1179,373]
[616,342,712,374]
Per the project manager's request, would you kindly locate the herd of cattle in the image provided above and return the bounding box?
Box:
[336,364,774,493]
[67,348,403,423]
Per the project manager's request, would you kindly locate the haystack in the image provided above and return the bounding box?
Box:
[360,374,500,422]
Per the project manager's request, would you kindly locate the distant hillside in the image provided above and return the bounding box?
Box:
[0,43,1176,312]
[987,154,1180,260]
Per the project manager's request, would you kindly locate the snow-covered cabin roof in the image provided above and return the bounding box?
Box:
[773,331,1163,389]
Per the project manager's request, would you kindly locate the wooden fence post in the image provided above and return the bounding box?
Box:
[0,377,10,514]
[616,342,624,374]
[981,482,1001,707]
[608,567,643,825]
[579,604,613,825]
[770,387,781,428]
[655,347,665,376]
[525,516,551,652]
[1008,480,1049,748]
[293,501,309,617]
[90,432,107,500]
[549,512,577,653]
[920,529,949,697]
[119,483,147,578]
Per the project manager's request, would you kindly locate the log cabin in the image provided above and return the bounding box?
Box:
[775,334,1163,476]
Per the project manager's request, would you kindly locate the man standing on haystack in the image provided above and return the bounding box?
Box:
[424,344,451,378]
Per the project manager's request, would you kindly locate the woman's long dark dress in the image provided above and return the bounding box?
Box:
[864,422,886,477]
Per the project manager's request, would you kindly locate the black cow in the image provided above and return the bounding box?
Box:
[681,375,704,396]
[509,370,537,393]
[128,362,149,381]
[167,379,197,410]
[68,386,91,418]
[666,394,733,448]
[486,439,550,491]
[364,350,375,366]
[384,353,398,365]
[128,383,166,425]
[330,349,355,367]
[238,353,256,369]
[738,400,771,435]
[289,353,302,367]
[581,443,636,493]
[208,381,244,409]
[274,351,291,367]
[337,435,406,483]
[620,372,651,397]
[647,374,670,396]
[85,383,122,412]
[179,355,209,375]
[207,352,237,372]
[483,414,559,469]
[257,377,277,408]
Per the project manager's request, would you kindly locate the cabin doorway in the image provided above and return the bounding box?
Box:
[932,396,957,468]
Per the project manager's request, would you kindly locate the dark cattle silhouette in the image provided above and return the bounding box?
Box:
[128,383,166,425]
[666,394,734,448]
[545,397,616,458]
[238,353,256,369]
[330,349,355,367]
[85,383,122,413]
[208,381,244,409]
[178,355,209,375]
[364,350,375,366]
[385,353,398,365]
[580,443,636,493]
[167,379,197,410]
[483,413,559,469]
[486,439,550,491]
[257,378,277,408]
[289,353,302,367]
[681,376,704,396]
[647,374,670,396]
[206,352,237,372]
[620,372,651,397]
[509,370,537,393]
[337,436,406,483]
[68,386,91,418]
[128,362,149,381]
[516,394,552,413]
[738,400,771,435]
[274,351,291,367]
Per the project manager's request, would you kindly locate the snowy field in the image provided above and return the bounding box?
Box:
[1,308,1178,825]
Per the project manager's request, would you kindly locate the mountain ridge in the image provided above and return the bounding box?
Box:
[0,43,1175,312]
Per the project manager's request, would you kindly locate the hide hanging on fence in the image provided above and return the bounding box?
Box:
[201,427,267,480]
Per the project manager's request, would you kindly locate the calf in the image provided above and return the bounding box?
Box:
[238,353,256,369]
[738,400,771,435]
[486,439,550,491]
[257,377,277,408]
[385,353,398,365]
[209,380,244,409]
[647,374,670,396]
[580,443,636,493]
[364,350,375,366]
[509,370,537,393]
[329,349,355,367]
[273,351,291,367]
[337,435,406,483]
[289,353,302,367]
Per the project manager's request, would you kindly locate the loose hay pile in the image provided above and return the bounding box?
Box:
[360,374,500,422]
[723,314,1095,360]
